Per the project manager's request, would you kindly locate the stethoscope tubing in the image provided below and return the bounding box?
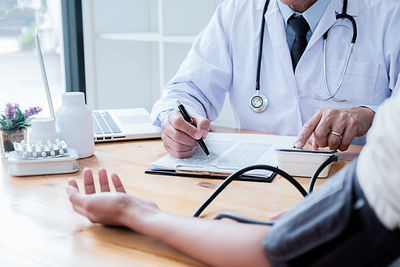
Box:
[255,0,271,93]
[318,5,357,102]
[254,0,357,106]
[318,41,354,102]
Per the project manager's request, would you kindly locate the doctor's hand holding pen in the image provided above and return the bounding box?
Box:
[161,110,210,158]
[295,106,375,151]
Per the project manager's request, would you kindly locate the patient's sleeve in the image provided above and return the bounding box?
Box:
[262,161,400,267]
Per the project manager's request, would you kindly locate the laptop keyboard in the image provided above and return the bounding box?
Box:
[93,111,122,135]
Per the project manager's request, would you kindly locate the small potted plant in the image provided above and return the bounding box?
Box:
[0,103,42,157]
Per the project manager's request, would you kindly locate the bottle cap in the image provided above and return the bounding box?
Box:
[31,118,56,132]
[62,92,85,106]
[29,118,58,143]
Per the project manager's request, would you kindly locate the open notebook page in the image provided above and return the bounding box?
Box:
[150,133,297,177]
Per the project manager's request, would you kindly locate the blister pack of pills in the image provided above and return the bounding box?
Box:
[8,139,79,176]
[14,139,69,159]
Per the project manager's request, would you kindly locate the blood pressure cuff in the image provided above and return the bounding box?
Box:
[262,160,400,267]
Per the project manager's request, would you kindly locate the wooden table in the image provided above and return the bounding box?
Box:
[0,132,361,266]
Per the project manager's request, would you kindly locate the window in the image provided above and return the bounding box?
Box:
[0,0,64,117]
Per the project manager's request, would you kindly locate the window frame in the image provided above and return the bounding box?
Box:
[61,0,86,95]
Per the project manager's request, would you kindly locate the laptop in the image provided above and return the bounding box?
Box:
[92,108,161,142]
[35,29,161,143]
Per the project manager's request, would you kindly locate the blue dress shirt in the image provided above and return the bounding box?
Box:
[277,0,331,50]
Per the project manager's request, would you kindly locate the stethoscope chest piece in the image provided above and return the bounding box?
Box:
[250,92,268,112]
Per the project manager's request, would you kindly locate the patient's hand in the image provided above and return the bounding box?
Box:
[66,168,159,227]
[66,169,271,267]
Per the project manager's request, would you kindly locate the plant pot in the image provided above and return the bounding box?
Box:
[1,129,27,157]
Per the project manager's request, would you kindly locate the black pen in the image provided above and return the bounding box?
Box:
[176,100,210,156]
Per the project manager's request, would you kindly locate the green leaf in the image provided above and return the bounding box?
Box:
[25,117,32,127]
[0,120,6,131]
[16,107,23,115]
[5,120,13,131]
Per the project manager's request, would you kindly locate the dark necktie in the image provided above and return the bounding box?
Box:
[288,15,310,70]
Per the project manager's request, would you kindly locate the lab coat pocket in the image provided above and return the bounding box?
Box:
[322,58,379,104]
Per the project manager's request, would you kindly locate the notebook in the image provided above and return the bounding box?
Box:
[93,108,161,142]
[146,133,297,182]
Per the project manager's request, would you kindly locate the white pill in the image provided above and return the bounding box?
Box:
[22,144,27,151]
[32,152,38,158]
[50,150,56,156]
[31,145,36,151]
[23,152,28,158]
[40,144,45,150]
[41,152,47,157]
[57,143,62,149]
[59,149,64,155]
[48,144,53,150]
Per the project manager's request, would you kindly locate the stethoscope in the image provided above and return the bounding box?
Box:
[250,0,357,113]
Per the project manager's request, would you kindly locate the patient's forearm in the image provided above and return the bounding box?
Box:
[122,209,271,267]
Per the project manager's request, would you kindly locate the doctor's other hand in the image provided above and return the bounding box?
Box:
[161,110,210,158]
[295,107,375,151]
[66,168,159,227]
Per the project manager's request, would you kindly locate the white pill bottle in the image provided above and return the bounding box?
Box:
[56,92,94,158]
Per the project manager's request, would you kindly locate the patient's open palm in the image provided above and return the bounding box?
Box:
[67,168,132,226]
[67,168,160,228]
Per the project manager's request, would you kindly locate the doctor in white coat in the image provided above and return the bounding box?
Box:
[151,0,400,158]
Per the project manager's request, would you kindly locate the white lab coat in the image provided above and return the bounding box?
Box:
[151,0,400,139]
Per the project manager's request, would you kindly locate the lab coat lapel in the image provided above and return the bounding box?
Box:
[306,0,341,52]
[264,0,297,90]
[307,0,360,51]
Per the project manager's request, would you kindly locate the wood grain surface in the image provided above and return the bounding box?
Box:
[0,129,361,266]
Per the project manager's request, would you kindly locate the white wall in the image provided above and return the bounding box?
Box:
[82,0,235,127]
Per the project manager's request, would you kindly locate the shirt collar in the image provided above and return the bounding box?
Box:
[277,0,331,33]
